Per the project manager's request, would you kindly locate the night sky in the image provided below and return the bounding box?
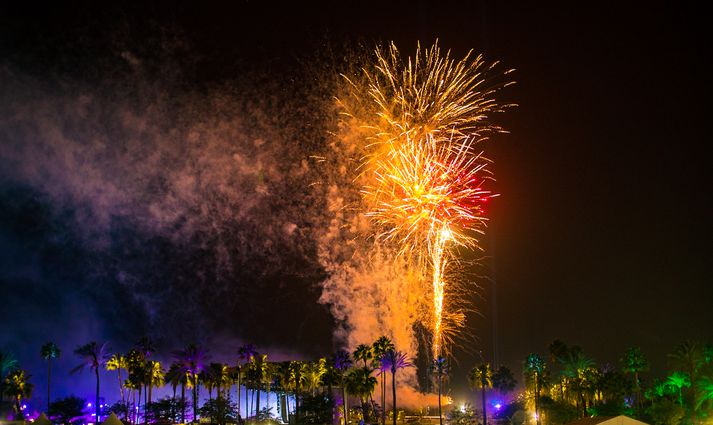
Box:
[1,0,711,408]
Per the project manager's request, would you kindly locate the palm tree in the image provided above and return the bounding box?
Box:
[431,356,448,425]
[106,354,128,404]
[237,344,256,417]
[331,350,353,425]
[0,351,18,406]
[668,340,705,422]
[72,342,108,423]
[165,362,184,423]
[174,344,208,423]
[559,348,594,417]
[524,353,545,425]
[492,366,517,396]
[372,336,394,425]
[468,363,492,425]
[126,349,147,424]
[4,369,33,415]
[251,355,269,416]
[123,377,140,423]
[666,371,691,406]
[354,344,373,369]
[304,358,327,395]
[621,346,648,411]
[40,342,61,413]
[696,374,713,410]
[146,360,164,406]
[345,367,377,424]
[381,350,412,425]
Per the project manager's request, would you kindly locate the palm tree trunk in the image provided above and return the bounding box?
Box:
[244,383,249,418]
[181,382,186,424]
[144,384,149,425]
[255,383,260,418]
[482,386,487,425]
[47,359,52,414]
[193,376,198,423]
[391,371,397,425]
[172,385,177,423]
[381,376,386,425]
[343,385,348,425]
[95,367,101,424]
[534,372,540,425]
[118,369,125,404]
[237,375,241,417]
[437,378,442,425]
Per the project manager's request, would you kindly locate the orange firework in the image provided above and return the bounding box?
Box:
[339,41,512,359]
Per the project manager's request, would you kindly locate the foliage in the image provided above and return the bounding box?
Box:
[199,396,238,425]
[146,397,188,425]
[446,403,478,425]
[645,398,685,425]
[49,395,86,425]
[492,366,517,395]
[493,400,526,425]
[296,393,334,425]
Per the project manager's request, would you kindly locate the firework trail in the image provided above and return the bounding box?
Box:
[338,41,512,359]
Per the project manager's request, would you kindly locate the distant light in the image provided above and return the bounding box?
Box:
[87,403,92,407]
[461,404,467,413]
[533,413,539,420]
[494,403,502,410]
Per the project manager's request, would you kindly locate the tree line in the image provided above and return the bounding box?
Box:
[2,338,712,425]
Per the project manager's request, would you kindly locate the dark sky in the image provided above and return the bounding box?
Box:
[1,0,711,408]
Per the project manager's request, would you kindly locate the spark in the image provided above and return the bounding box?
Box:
[338,41,511,359]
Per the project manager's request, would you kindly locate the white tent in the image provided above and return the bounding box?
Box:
[33,413,52,425]
[565,415,650,425]
[100,412,124,425]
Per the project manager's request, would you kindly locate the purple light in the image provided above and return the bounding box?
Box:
[494,403,502,410]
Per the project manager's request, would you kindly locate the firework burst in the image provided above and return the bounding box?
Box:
[337,41,512,359]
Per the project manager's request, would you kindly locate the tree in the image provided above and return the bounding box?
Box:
[345,367,377,424]
[665,371,690,407]
[146,397,187,425]
[431,356,449,425]
[381,350,412,425]
[331,350,353,425]
[174,344,207,423]
[468,364,492,425]
[621,347,648,411]
[199,397,238,425]
[165,362,187,423]
[524,353,545,425]
[0,351,18,407]
[237,344,256,418]
[72,342,108,423]
[372,336,395,425]
[354,344,373,369]
[304,358,327,396]
[668,341,706,423]
[106,354,128,405]
[492,366,517,395]
[558,347,594,417]
[146,360,164,407]
[41,342,61,414]
[49,395,86,425]
[4,369,33,415]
